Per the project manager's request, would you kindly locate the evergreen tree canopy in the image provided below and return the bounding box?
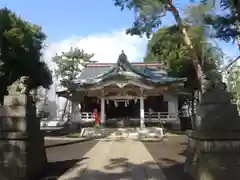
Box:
[52,47,94,87]
[0,8,52,102]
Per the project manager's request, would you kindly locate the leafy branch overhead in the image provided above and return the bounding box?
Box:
[114,0,218,91]
[202,0,240,42]
[52,47,94,87]
[114,1,224,74]
[114,0,170,37]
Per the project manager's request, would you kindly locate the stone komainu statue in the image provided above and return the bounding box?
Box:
[7,76,31,95]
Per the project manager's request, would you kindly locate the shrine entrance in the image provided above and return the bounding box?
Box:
[106,99,140,119]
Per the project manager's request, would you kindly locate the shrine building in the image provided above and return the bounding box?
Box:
[56,51,187,127]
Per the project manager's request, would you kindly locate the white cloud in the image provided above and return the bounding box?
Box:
[43,29,148,113]
[44,29,148,69]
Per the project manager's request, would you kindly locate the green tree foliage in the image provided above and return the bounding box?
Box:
[114,0,169,37]
[0,8,52,103]
[144,24,222,114]
[144,3,222,86]
[228,63,240,112]
[144,25,222,77]
[52,47,94,87]
[203,0,240,42]
[113,0,220,91]
[114,0,211,37]
[52,47,94,121]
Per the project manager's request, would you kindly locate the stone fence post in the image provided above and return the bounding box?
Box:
[0,94,46,180]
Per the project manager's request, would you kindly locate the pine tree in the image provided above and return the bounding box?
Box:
[52,47,94,121]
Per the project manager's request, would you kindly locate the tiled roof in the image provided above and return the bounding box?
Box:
[78,63,166,80]
[78,66,111,80]
[71,52,186,88]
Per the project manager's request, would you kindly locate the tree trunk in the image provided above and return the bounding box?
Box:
[167,1,206,127]
[167,0,204,91]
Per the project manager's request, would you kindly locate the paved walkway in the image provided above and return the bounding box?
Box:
[58,138,167,180]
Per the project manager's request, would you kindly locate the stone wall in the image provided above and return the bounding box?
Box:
[0,94,46,180]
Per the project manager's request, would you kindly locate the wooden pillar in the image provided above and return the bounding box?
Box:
[100,90,105,125]
[140,88,145,127]
[165,94,180,129]
[164,94,178,115]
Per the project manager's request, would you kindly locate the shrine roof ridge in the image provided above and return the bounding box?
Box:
[86,62,165,68]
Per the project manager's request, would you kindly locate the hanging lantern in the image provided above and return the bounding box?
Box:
[106,99,109,104]
[124,100,127,107]
[114,100,118,107]
[134,99,138,104]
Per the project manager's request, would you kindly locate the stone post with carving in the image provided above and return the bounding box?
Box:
[185,72,240,180]
[0,77,46,180]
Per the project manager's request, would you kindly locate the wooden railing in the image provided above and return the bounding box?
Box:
[80,112,95,122]
[78,111,178,123]
[144,112,179,122]
[81,112,94,118]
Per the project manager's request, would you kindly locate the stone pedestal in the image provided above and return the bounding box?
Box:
[185,131,240,180]
[185,88,240,180]
[0,94,46,180]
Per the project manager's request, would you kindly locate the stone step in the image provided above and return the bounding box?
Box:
[81,127,116,138]
[81,127,166,141]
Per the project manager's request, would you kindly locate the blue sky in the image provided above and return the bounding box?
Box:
[1,0,138,41]
[1,0,239,65]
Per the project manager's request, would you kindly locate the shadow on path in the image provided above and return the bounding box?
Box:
[39,158,88,180]
[159,156,193,180]
[38,139,98,179]
[144,135,193,180]
[62,157,166,180]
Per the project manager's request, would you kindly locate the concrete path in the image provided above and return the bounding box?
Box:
[58,138,167,180]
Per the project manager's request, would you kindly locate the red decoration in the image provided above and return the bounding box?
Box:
[93,109,100,125]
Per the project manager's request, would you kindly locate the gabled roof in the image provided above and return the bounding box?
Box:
[78,60,165,80]
[70,51,187,89]
[78,66,111,80]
